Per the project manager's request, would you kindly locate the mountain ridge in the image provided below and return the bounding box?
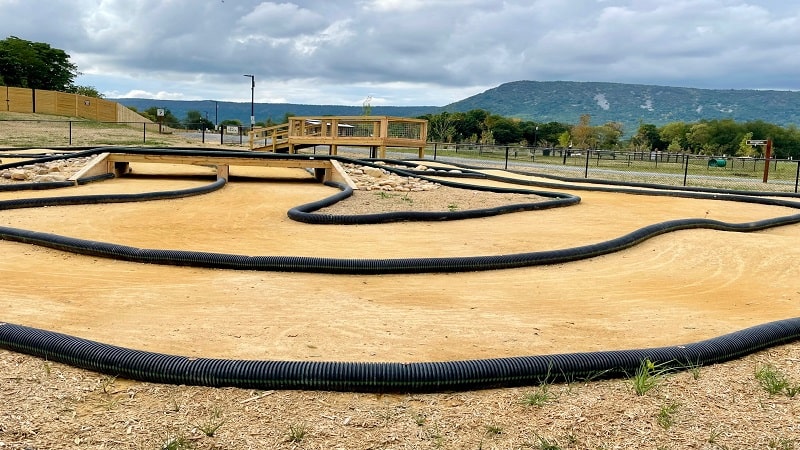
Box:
[443,80,800,133]
[114,80,800,135]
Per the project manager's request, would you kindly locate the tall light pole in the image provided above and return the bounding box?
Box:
[211,100,218,130]
[243,74,255,129]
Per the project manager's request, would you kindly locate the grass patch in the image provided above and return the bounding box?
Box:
[194,407,225,437]
[531,431,573,450]
[521,384,555,407]
[656,401,680,430]
[755,364,800,397]
[485,424,503,435]
[161,433,194,450]
[287,423,307,443]
[631,359,668,396]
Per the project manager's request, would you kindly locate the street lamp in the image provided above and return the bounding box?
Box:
[243,74,255,129]
[534,125,538,148]
[211,100,218,130]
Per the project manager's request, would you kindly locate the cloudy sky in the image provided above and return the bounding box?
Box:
[2,0,799,107]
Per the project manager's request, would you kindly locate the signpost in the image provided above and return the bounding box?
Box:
[747,139,772,183]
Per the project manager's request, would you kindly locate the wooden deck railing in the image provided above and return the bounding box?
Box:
[249,116,428,158]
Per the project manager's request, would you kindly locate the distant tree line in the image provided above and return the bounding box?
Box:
[419,110,800,159]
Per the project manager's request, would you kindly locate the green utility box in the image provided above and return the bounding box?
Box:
[708,158,727,168]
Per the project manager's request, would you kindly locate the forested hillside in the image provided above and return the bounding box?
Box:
[443,81,800,134]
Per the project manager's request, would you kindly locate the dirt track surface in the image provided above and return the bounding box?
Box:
[2,159,799,449]
[2,162,798,362]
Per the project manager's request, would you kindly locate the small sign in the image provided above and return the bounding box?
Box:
[226,125,239,134]
[157,108,165,117]
[746,139,767,145]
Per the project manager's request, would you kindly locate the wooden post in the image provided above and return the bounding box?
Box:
[216,165,229,181]
[762,139,773,183]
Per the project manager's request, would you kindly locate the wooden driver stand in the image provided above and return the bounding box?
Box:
[249,116,428,158]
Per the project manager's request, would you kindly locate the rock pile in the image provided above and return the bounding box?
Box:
[342,162,442,192]
[0,157,92,183]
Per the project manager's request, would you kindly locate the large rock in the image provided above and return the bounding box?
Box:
[33,174,68,183]
[363,167,384,178]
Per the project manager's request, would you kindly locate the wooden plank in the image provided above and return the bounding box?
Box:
[106,153,333,170]
[69,152,111,182]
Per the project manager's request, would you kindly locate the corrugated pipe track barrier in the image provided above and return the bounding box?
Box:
[2,147,800,392]
[1,319,799,392]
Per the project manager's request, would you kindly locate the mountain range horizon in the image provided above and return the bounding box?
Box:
[115,80,800,136]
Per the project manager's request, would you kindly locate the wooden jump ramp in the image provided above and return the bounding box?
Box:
[71,150,356,188]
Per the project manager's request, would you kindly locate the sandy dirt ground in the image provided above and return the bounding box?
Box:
[2,162,798,362]
[1,158,799,449]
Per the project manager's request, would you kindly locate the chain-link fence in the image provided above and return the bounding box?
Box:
[422,143,800,193]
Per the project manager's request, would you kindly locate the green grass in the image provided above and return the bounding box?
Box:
[485,424,503,435]
[531,432,565,450]
[656,401,680,430]
[768,437,796,450]
[194,407,225,437]
[755,364,800,397]
[631,359,668,396]
[287,423,307,442]
[521,384,555,407]
[161,434,194,450]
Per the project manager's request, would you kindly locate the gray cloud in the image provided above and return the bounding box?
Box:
[1,0,799,105]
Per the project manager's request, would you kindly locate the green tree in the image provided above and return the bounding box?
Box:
[489,116,522,145]
[571,114,595,149]
[634,123,666,151]
[705,119,742,155]
[219,119,242,128]
[454,109,489,142]
[597,122,623,149]
[0,36,78,91]
[557,130,571,148]
[424,112,456,142]
[142,106,181,128]
[184,110,214,130]
[69,85,104,98]
[738,132,756,157]
[659,122,690,151]
[687,123,714,154]
[537,122,571,148]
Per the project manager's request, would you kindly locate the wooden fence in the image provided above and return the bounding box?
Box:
[1,85,150,124]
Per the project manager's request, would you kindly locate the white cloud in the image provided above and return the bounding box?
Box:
[3,0,800,105]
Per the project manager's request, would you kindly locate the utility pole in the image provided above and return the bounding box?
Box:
[243,74,255,129]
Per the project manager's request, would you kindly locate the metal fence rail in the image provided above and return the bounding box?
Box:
[0,119,248,147]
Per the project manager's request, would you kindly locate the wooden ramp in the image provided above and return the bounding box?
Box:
[248,116,428,158]
[71,151,356,188]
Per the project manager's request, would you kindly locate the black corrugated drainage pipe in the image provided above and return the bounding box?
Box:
[1,319,798,393]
